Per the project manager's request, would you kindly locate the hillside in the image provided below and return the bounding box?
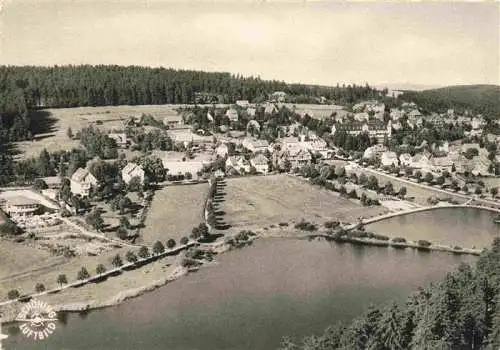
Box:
[0,65,382,143]
[398,84,500,116]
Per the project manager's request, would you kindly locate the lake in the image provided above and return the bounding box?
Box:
[6,237,476,350]
[366,207,500,249]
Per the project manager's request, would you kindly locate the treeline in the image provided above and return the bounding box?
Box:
[279,238,500,350]
[398,85,500,116]
[0,65,382,141]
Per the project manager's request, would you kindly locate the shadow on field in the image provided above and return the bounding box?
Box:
[0,142,21,156]
[29,110,58,136]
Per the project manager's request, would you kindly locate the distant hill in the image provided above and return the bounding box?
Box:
[398,84,500,116]
[375,83,442,92]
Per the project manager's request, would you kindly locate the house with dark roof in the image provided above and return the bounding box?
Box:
[107,133,128,148]
[331,120,392,144]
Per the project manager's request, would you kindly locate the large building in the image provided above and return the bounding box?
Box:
[4,196,39,218]
[331,121,392,144]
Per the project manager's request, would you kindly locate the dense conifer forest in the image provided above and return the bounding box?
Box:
[279,238,500,350]
[0,65,381,142]
[398,85,500,116]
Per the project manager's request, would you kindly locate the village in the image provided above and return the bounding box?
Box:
[0,88,499,319]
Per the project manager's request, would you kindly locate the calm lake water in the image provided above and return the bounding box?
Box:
[366,207,500,249]
[7,237,476,350]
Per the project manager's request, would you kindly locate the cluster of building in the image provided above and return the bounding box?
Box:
[366,141,491,177]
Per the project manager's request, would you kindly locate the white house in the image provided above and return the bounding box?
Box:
[264,103,278,115]
[236,100,250,108]
[411,154,431,169]
[70,168,99,197]
[363,146,376,160]
[121,163,145,185]
[247,107,257,118]
[399,153,412,167]
[250,154,269,174]
[242,138,270,153]
[431,156,454,173]
[380,151,398,167]
[286,148,312,168]
[215,143,229,157]
[225,108,239,122]
[226,156,251,174]
[162,160,206,179]
[354,113,369,122]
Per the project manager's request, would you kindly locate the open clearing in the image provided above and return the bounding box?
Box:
[14,105,182,158]
[220,175,387,231]
[0,240,130,300]
[140,183,209,245]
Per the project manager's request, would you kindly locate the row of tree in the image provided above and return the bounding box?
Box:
[6,238,184,300]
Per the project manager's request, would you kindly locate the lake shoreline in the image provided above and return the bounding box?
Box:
[0,226,484,324]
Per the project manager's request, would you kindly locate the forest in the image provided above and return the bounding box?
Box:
[0,65,381,143]
[398,85,500,117]
[279,238,500,350]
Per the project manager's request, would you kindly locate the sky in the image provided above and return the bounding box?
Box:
[0,0,498,88]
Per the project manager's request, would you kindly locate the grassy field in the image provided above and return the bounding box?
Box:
[14,105,182,158]
[0,240,130,300]
[140,183,209,245]
[220,175,387,231]
[0,240,66,282]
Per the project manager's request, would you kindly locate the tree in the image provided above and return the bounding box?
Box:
[118,196,132,215]
[85,209,104,231]
[384,181,394,195]
[180,236,189,245]
[184,172,193,180]
[7,289,20,300]
[34,283,45,293]
[166,238,176,249]
[399,186,407,197]
[116,226,128,240]
[190,226,201,240]
[57,274,68,287]
[368,175,379,191]
[359,173,368,185]
[436,176,445,186]
[376,303,404,350]
[475,187,483,195]
[67,126,73,139]
[424,172,434,184]
[138,246,150,259]
[127,176,142,192]
[491,187,498,197]
[111,254,123,268]
[96,263,107,275]
[33,178,48,191]
[415,171,423,182]
[153,241,165,255]
[77,267,90,280]
[126,250,138,263]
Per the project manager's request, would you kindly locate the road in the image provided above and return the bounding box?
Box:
[61,218,139,248]
[353,163,500,209]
